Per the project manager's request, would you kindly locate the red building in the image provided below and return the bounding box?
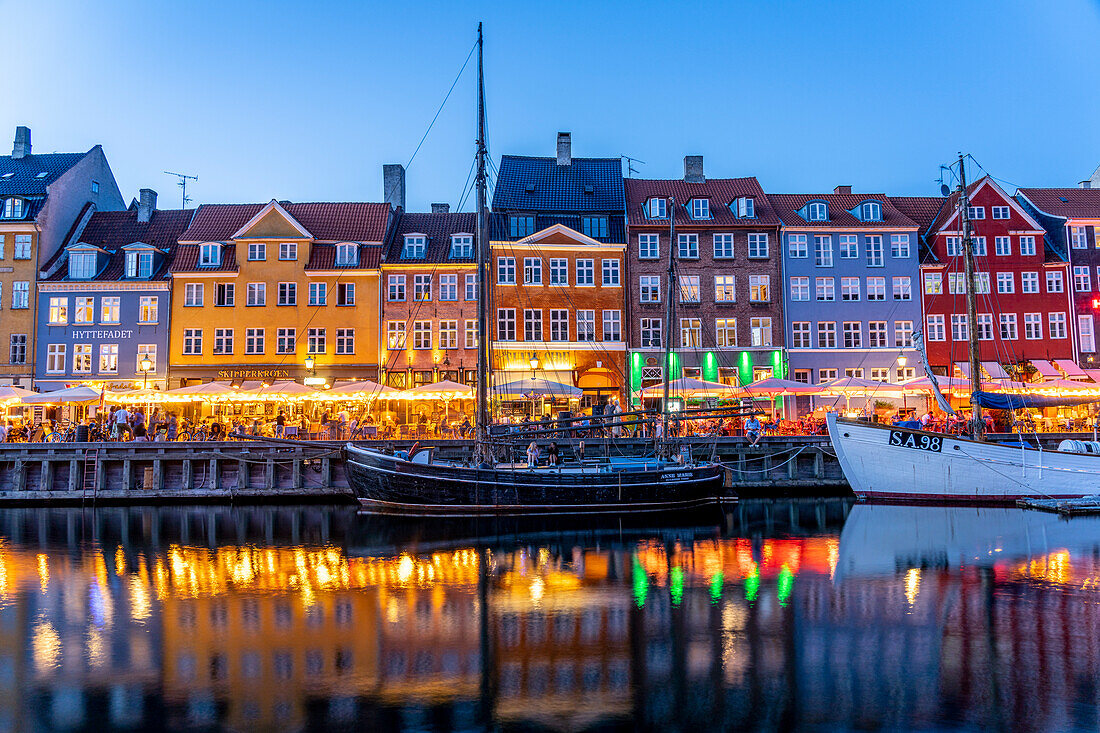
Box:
[919,177,1074,379]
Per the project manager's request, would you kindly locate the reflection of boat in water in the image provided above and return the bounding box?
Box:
[836,503,1100,580]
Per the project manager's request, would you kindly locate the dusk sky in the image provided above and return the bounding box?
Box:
[7,0,1099,210]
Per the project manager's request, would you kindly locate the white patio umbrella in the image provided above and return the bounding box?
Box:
[325,380,398,397]
[494,377,582,398]
[0,385,35,402]
[399,380,474,400]
[639,377,744,398]
[22,386,104,404]
[742,377,822,397]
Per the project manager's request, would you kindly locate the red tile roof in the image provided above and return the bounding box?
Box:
[170,243,240,273]
[180,201,392,243]
[1016,188,1100,219]
[768,193,916,229]
[888,196,946,239]
[624,177,781,227]
[305,243,384,270]
[384,211,479,264]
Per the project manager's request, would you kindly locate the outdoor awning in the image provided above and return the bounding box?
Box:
[1030,359,1061,379]
[954,362,971,379]
[1086,370,1100,383]
[576,368,619,390]
[980,361,1009,379]
[1055,359,1088,379]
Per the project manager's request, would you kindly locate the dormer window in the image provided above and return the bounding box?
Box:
[582,216,608,238]
[68,251,98,279]
[509,216,535,238]
[335,242,358,266]
[860,201,882,221]
[402,235,426,259]
[199,242,221,267]
[807,202,828,221]
[735,197,755,218]
[2,197,24,219]
[125,250,155,278]
[647,198,667,219]
[450,234,473,258]
[690,199,710,219]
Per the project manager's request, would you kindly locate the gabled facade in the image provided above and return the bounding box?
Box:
[0,126,123,387]
[34,190,192,390]
[773,187,923,390]
[624,158,784,401]
[918,177,1074,377]
[490,133,627,407]
[168,199,394,386]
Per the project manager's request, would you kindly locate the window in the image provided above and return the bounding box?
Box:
[402,235,426,259]
[845,368,865,379]
[335,328,354,354]
[46,344,66,373]
[815,277,834,301]
[523,257,542,284]
[842,322,861,348]
[749,275,770,302]
[199,243,221,267]
[497,309,516,341]
[892,276,912,300]
[951,314,969,342]
[641,318,662,348]
[1049,312,1067,339]
[992,206,1010,220]
[711,233,735,259]
[807,202,827,221]
[387,322,406,349]
[678,234,698,259]
[975,272,990,293]
[813,235,833,267]
[640,275,661,303]
[715,318,737,347]
[647,198,667,219]
[817,322,837,348]
[1047,271,1064,293]
[439,274,458,301]
[948,274,972,298]
[736,197,755,218]
[248,242,266,261]
[3,197,24,219]
[869,321,888,347]
[819,368,838,383]
[967,206,985,219]
[413,274,432,301]
[748,233,769,258]
[680,318,701,348]
[73,344,92,373]
[509,216,534,237]
[1020,236,1036,256]
[274,284,293,310]
[9,334,26,365]
[523,309,542,341]
[337,282,355,306]
[139,296,158,323]
[788,234,808,258]
[582,216,608,238]
[790,276,809,301]
[438,321,458,349]
[387,275,405,301]
[972,237,987,256]
[1079,316,1095,352]
[277,328,296,354]
[841,277,861,301]
[1000,313,1018,340]
[74,297,93,323]
[307,282,326,306]
[247,283,266,306]
[69,251,97,279]
[497,257,515,284]
[577,310,596,341]
[995,236,1011,256]
[48,297,68,325]
[550,310,569,341]
[13,234,30,259]
[871,368,890,382]
[867,277,885,301]
[866,236,883,267]
[639,233,660,259]
[334,243,356,265]
[690,199,710,219]
[861,201,882,221]
[539,257,564,286]
[1075,266,1092,293]
[976,314,994,341]
[125,251,155,278]
[184,282,203,307]
[412,321,431,349]
[791,322,811,348]
[603,310,621,341]
[714,275,736,302]
[246,328,265,354]
[11,281,28,309]
[1071,227,1088,249]
[576,259,594,286]
[213,328,234,354]
[1021,272,1039,293]
[183,329,202,355]
[679,275,700,303]
[308,327,327,353]
[449,235,472,258]
[1024,313,1042,340]
[927,314,946,341]
[210,282,233,307]
[834,235,856,260]
[602,259,620,286]
[91,180,99,193]
[465,274,477,300]
[945,237,961,257]
[924,272,942,295]
[993,271,1013,294]
[465,320,478,349]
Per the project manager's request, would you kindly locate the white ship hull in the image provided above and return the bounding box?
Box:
[826,412,1100,503]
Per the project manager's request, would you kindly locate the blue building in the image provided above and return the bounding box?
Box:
[771,189,924,410]
[35,190,193,391]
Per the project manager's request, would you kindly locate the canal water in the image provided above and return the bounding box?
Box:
[1,500,1098,732]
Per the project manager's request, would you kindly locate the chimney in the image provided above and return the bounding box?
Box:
[556,132,571,166]
[12,126,30,159]
[383,164,406,210]
[834,185,852,194]
[684,155,704,183]
[137,189,157,223]
[431,203,450,214]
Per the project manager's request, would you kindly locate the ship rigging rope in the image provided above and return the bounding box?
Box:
[715,447,804,473]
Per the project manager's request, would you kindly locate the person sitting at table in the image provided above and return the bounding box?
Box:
[744,415,763,446]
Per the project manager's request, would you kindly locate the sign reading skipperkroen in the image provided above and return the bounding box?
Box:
[216,369,292,380]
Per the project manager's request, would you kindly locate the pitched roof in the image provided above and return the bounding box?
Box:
[0,150,87,197]
[625,177,781,227]
[306,243,384,270]
[488,212,626,243]
[179,201,392,242]
[170,243,240,273]
[492,156,624,212]
[888,196,946,239]
[1016,188,1100,219]
[767,192,914,229]
[384,211,479,264]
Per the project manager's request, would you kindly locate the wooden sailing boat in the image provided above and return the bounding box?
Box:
[827,155,1100,503]
[345,24,724,513]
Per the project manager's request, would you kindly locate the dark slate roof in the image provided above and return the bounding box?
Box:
[180,201,392,242]
[44,207,194,282]
[306,243,385,270]
[488,212,626,244]
[384,211,478,264]
[492,156,624,212]
[0,151,87,197]
[1016,188,1100,219]
[768,193,914,229]
[170,243,240,273]
[625,177,782,227]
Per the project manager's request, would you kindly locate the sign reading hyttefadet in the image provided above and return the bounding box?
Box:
[70,329,135,339]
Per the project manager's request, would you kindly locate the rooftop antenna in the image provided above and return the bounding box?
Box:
[164,171,198,208]
[621,154,645,178]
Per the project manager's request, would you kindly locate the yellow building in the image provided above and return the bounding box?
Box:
[168,200,394,387]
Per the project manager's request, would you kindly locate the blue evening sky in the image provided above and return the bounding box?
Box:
[6,0,1099,210]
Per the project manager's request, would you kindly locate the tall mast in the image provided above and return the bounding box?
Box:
[958,154,983,439]
[662,196,676,440]
[475,23,491,447]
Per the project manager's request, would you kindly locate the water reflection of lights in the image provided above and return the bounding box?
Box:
[905,568,921,609]
[1017,550,1073,585]
[36,553,49,593]
[32,620,60,673]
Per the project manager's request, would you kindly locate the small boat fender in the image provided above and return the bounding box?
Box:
[1057,440,1100,455]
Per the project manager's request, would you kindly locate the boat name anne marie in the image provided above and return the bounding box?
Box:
[888,431,943,453]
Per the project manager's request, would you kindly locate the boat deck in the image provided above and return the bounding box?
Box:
[1017,497,1100,515]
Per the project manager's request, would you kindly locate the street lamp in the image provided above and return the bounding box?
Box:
[896,351,908,413]
[529,354,539,371]
[896,352,908,368]
[140,355,153,389]
[304,356,315,373]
